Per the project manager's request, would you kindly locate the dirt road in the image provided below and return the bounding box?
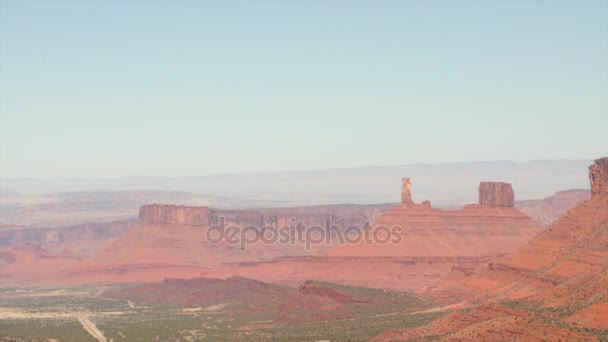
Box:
[76,314,107,342]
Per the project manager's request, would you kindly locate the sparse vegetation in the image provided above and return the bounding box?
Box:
[0,283,446,341]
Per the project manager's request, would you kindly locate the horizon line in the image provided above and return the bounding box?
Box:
[0,157,597,181]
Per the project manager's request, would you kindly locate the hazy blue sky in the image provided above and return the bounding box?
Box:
[1,1,607,177]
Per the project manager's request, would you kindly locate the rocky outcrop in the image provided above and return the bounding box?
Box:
[589,157,608,196]
[139,204,211,226]
[401,178,413,205]
[436,159,608,325]
[138,203,390,232]
[0,219,137,254]
[478,182,514,207]
[516,189,590,226]
[321,178,539,291]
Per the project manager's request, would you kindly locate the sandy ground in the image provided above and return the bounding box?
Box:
[76,314,107,342]
[0,307,125,342]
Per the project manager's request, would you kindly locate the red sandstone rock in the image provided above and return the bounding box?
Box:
[401,178,413,205]
[0,177,538,291]
[0,203,391,285]
[373,304,598,341]
[375,158,608,340]
[516,189,590,226]
[210,180,540,292]
[478,182,514,207]
[459,193,608,305]
[589,157,608,196]
[139,204,388,232]
[329,203,540,259]
[433,157,608,330]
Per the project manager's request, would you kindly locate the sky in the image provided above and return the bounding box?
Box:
[0,1,607,178]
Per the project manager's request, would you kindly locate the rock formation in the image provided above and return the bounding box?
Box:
[401,178,413,205]
[0,175,553,292]
[516,189,590,226]
[374,157,608,340]
[31,203,390,285]
[478,182,514,207]
[0,221,135,248]
[0,219,137,257]
[429,157,608,331]
[139,204,210,226]
[212,179,540,292]
[139,203,389,233]
[589,156,608,196]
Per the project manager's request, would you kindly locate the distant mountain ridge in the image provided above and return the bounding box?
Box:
[0,159,592,208]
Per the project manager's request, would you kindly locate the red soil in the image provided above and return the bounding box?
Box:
[0,243,81,285]
[374,304,598,341]
[567,301,608,329]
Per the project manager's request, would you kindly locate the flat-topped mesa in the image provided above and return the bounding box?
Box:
[401,178,414,206]
[478,182,514,207]
[589,157,608,196]
[139,204,210,226]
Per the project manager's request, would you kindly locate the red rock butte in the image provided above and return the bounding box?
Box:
[478,181,514,207]
[376,157,608,340]
[0,177,544,292]
[330,179,539,259]
[209,179,541,292]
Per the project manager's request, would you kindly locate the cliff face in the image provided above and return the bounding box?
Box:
[332,178,537,259]
[0,219,138,256]
[478,182,514,207]
[139,204,211,226]
[138,203,390,230]
[589,157,608,196]
[432,157,608,329]
[516,189,590,226]
[374,158,608,341]
[48,202,392,284]
[216,178,540,292]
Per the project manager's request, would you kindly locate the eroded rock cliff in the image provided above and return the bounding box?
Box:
[138,203,389,230]
[589,157,608,196]
[139,204,211,226]
[478,182,514,207]
[516,189,590,226]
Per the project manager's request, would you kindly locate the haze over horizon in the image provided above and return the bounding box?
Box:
[1,1,607,177]
[0,158,598,180]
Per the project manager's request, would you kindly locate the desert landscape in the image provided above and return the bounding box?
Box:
[0,158,606,341]
[1,1,606,341]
